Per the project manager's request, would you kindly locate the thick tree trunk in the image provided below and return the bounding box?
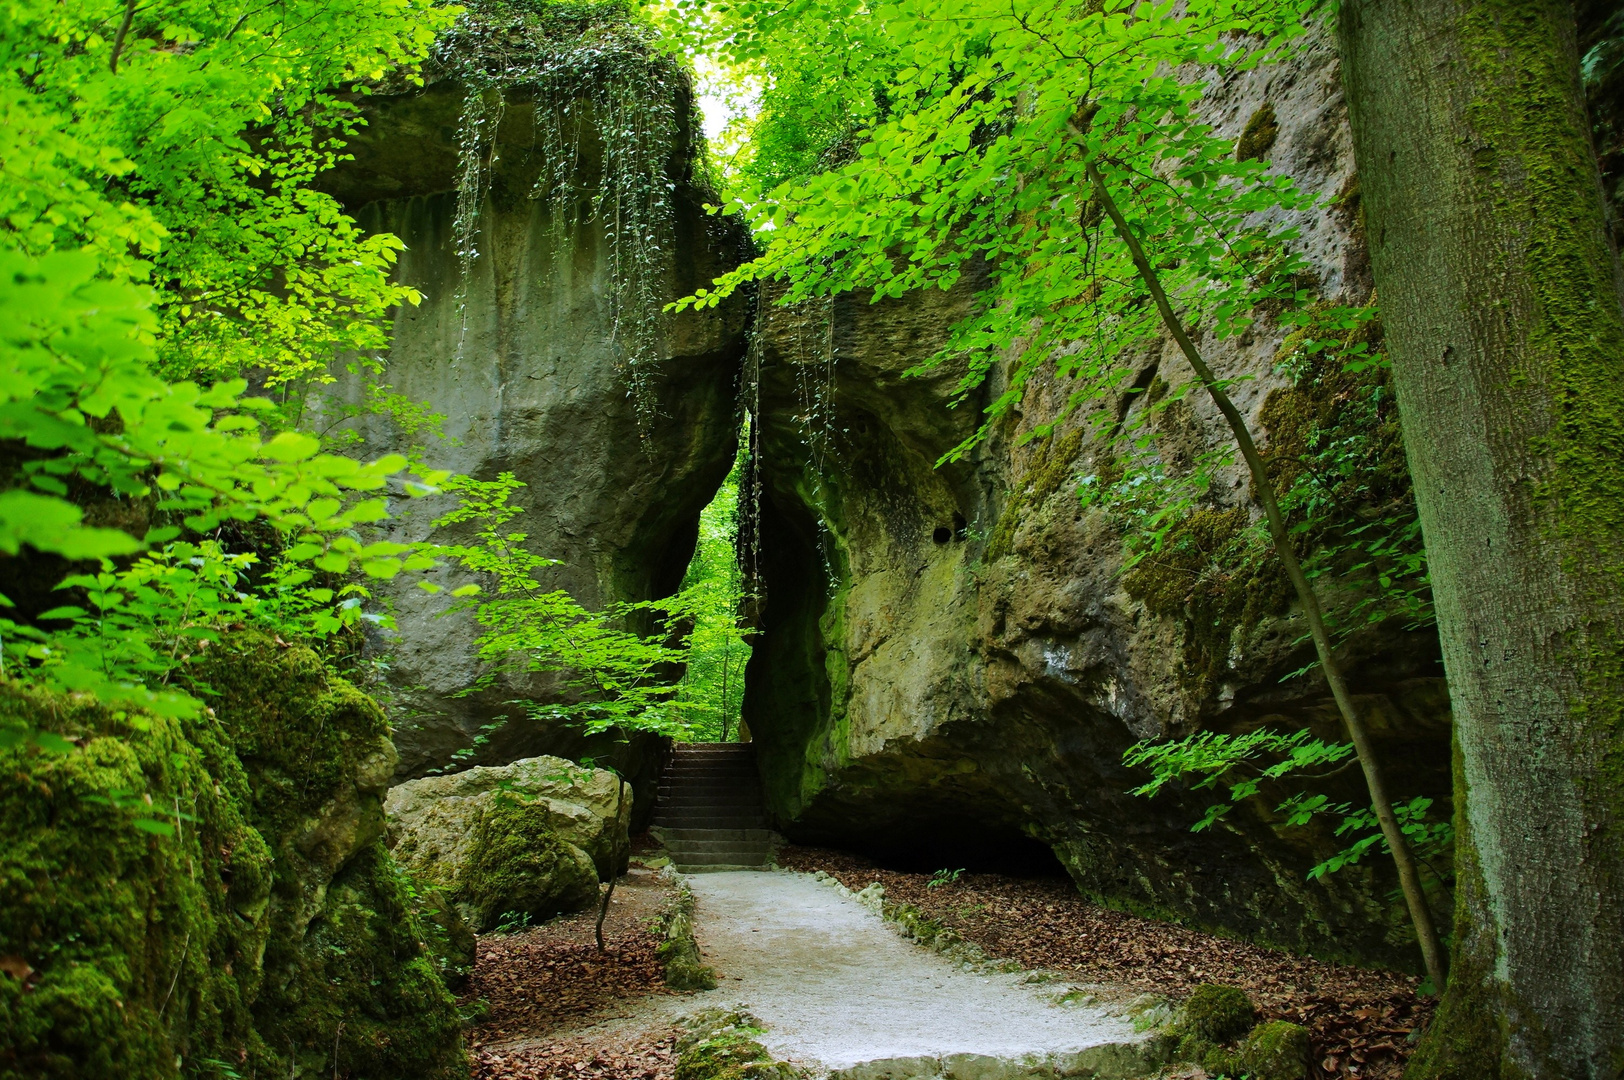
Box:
[1338,2,1624,1076]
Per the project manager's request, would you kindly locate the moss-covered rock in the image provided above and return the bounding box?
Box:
[185,631,467,1077]
[1237,1020,1311,1080]
[456,795,600,931]
[0,632,468,1079]
[387,755,631,885]
[674,1011,798,1080]
[251,843,466,1079]
[1236,102,1280,161]
[1182,984,1258,1044]
[0,681,271,1080]
[657,883,717,991]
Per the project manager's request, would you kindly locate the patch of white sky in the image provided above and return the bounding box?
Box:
[693,53,762,180]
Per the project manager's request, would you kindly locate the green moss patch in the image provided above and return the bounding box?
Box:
[658,883,718,991]
[675,1011,798,1080]
[0,681,270,1080]
[1,631,468,1079]
[1183,983,1258,1044]
[456,796,600,932]
[1237,103,1280,161]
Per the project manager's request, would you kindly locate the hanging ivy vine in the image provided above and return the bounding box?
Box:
[432,1,690,443]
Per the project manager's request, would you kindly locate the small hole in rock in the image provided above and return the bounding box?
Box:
[933,526,952,544]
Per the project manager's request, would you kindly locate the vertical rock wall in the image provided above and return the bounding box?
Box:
[742,28,1453,970]
[323,33,749,780]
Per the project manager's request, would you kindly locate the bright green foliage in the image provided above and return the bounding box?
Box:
[1125,727,1454,882]
[0,0,451,565]
[673,0,1318,447]
[435,473,691,736]
[668,442,756,741]
[0,539,403,722]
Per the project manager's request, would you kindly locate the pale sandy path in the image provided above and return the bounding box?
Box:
[684,870,1145,1070]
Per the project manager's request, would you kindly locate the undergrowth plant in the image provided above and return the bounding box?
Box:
[1124,729,1454,887]
[432,473,690,738]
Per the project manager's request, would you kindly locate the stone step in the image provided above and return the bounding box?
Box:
[671,850,773,866]
[677,863,770,873]
[663,838,775,854]
[653,816,769,829]
[654,827,776,842]
[657,795,763,806]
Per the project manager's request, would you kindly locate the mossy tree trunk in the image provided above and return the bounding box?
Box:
[1338,2,1624,1075]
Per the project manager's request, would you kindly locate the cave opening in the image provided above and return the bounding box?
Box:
[735,443,1069,882]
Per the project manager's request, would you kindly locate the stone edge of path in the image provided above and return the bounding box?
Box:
[800,869,1180,1020]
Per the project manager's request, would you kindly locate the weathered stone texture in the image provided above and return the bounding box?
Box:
[741,28,1452,969]
[386,755,632,887]
[326,58,747,781]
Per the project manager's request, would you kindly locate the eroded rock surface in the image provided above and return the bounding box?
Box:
[324,10,748,781]
[741,28,1452,969]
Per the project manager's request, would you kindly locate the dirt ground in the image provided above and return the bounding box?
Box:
[777,846,1432,1080]
[467,865,685,1080]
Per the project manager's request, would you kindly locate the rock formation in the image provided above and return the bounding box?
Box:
[331,13,1451,970]
[740,30,1453,970]
[322,6,749,781]
[386,754,632,921]
[0,633,470,1079]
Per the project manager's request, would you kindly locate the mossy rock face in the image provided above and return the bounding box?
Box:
[251,843,467,1080]
[1238,1020,1311,1080]
[0,682,272,1080]
[456,796,600,931]
[1183,984,1258,1044]
[1,633,469,1079]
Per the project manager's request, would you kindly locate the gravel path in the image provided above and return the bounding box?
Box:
[686,870,1144,1070]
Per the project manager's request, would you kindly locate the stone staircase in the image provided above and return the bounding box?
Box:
[651,742,776,872]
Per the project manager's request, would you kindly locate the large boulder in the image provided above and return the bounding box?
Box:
[385,756,632,887]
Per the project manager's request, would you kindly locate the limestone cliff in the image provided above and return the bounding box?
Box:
[328,12,1451,970]
[740,30,1453,970]
[322,6,749,780]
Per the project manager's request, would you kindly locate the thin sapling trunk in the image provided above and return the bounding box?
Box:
[595,774,628,953]
[1084,160,1449,992]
